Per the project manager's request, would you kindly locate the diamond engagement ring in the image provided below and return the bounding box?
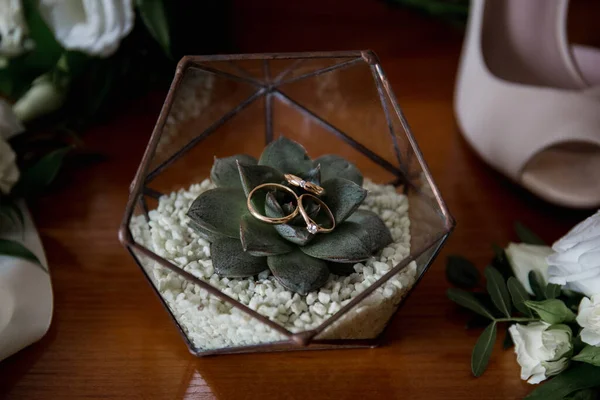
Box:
[284,173,325,196]
[298,194,335,234]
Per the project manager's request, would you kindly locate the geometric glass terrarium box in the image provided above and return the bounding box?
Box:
[119,51,454,356]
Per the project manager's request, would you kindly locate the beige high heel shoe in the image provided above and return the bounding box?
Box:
[455,0,600,208]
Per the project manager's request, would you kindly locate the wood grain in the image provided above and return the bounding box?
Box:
[0,1,595,398]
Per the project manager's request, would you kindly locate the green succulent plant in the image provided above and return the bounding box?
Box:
[187,136,393,294]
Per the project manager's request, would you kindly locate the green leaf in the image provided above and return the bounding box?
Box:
[507,277,533,317]
[258,136,313,176]
[529,270,547,300]
[447,288,495,319]
[0,202,24,230]
[545,283,562,300]
[321,178,368,223]
[471,322,497,377]
[267,249,330,294]
[502,326,514,350]
[12,147,71,198]
[446,255,480,288]
[210,237,267,278]
[525,364,600,400]
[525,299,576,324]
[485,266,512,318]
[300,219,386,263]
[237,163,285,198]
[573,346,600,367]
[0,239,41,266]
[187,220,227,242]
[491,243,514,280]
[314,154,363,186]
[563,389,598,400]
[345,210,393,253]
[136,0,172,57]
[210,155,257,189]
[515,222,546,245]
[303,164,321,186]
[265,192,314,245]
[239,214,293,256]
[22,0,63,71]
[187,188,247,239]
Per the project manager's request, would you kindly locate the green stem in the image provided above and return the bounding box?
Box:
[494,317,538,323]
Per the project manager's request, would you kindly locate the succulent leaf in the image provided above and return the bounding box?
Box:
[237,162,285,195]
[187,188,247,238]
[315,154,363,186]
[211,237,268,277]
[240,214,294,256]
[300,220,382,263]
[211,154,257,189]
[303,164,321,186]
[321,178,368,223]
[346,209,393,252]
[327,261,357,276]
[265,192,314,245]
[187,219,228,242]
[267,249,330,294]
[258,136,313,176]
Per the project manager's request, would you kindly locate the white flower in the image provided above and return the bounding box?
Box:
[13,74,66,123]
[0,0,33,58]
[577,295,600,346]
[547,211,600,297]
[509,322,572,384]
[38,0,134,57]
[505,243,554,295]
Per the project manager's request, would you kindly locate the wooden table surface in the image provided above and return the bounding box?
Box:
[1,1,595,399]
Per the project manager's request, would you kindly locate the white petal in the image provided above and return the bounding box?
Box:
[580,328,600,346]
[553,212,600,252]
[39,0,134,57]
[506,243,553,295]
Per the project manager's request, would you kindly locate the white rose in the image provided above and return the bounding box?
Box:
[577,295,600,346]
[509,322,572,384]
[38,0,134,57]
[0,0,33,58]
[13,74,66,123]
[547,211,600,297]
[505,243,554,295]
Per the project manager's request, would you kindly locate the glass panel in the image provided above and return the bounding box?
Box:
[315,261,418,340]
[271,96,398,184]
[278,61,402,170]
[128,244,288,353]
[124,53,453,354]
[147,65,259,173]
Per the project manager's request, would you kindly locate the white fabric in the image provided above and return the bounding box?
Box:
[0,203,52,362]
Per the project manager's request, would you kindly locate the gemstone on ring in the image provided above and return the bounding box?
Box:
[284,173,325,196]
[307,222,319,234]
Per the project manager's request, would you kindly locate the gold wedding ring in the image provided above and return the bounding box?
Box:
[298,194,335,234]
[247,183,299,224]
[284,173,325,196]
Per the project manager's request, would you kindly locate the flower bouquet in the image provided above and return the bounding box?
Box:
[447,212,600,399]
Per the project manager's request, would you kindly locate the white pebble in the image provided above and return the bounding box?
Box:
[318,292,331,304]
[129,178,415,350]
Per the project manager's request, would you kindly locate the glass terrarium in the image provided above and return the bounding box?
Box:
[119,51,454,356]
